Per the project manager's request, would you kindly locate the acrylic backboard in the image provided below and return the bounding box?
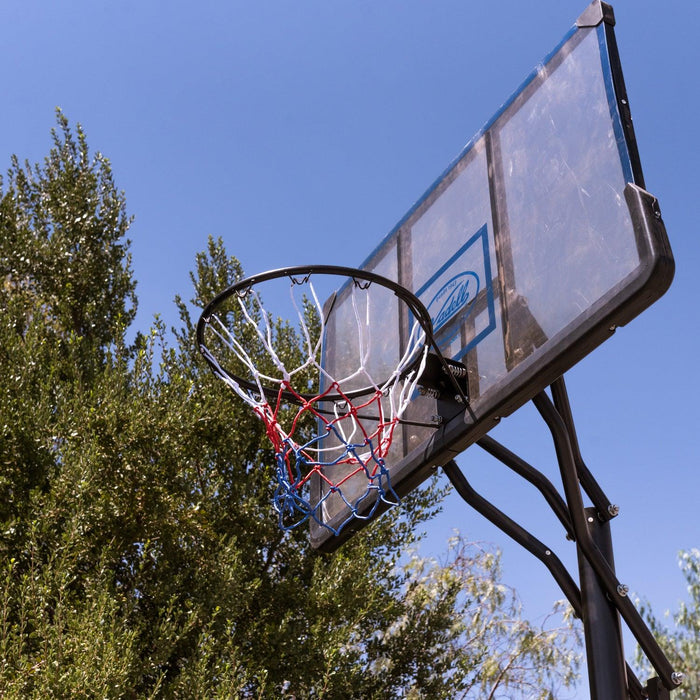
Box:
[310,1,674,551]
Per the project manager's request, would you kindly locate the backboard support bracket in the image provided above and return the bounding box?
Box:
[443,457,646,699]
[443,375,681,697]
[577,0,615,28]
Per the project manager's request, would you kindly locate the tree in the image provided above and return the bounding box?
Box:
[637,549,700,698]
[0,112,580,697]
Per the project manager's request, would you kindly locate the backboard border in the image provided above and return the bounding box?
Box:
[310,8,672,552]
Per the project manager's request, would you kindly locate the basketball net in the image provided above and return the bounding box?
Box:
[198,270,429,534]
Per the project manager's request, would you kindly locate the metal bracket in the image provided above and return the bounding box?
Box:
[443,375,679,697]
[550,379,616,521]
[417,352,469,403]
[576,0,615,28]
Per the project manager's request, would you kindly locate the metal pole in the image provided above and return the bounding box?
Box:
[577,507,627,699]
[647,676,672,700]
[550,377,616,520]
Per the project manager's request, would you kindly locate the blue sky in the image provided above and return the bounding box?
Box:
[2,0,698,693]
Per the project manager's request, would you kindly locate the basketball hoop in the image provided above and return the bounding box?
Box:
[196,265,452,535]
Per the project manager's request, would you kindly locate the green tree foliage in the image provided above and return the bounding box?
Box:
[0,112,580,697]
[637,549,700,698]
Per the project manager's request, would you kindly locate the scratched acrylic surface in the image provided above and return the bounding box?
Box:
[325,25,637,425]
[314,24,650,542]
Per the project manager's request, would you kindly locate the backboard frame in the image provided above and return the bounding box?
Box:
[310,1,674,551]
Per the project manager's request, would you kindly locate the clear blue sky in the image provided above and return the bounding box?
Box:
[2,1,698,693]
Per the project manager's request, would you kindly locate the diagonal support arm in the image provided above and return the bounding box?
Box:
[442,459,580,611]
[550,378,616,521]
[442,457,646,700]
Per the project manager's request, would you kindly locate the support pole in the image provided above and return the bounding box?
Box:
[551,377,616,520]
[577,507,627,699]
[647,677,672,700]
[532,390,677,690]
[439,379,679,695]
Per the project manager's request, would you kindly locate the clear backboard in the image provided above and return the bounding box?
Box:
[310,1,674,551]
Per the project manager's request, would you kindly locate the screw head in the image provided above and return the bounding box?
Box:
[671,671,685,685]
[608,504,620,517]
[616,583,629,597]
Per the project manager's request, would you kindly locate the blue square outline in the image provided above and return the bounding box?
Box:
[414,222,497,361]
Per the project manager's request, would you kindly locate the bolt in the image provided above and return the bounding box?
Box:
[608,324,617,332]
[617,583,629,597]
[671,671,685,685]
[608,504,620,517]
[587,516,595,523]
[430,415,444,425]
[545,550,551,556]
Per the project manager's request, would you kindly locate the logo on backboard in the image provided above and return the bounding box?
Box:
[414,223,496,361]
[427,271,480,333]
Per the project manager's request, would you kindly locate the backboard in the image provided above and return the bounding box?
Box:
[310,1,674,551]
